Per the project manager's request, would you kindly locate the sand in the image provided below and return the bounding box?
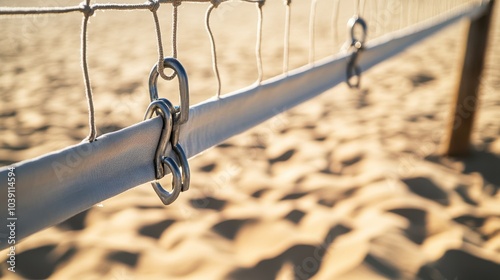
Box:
[0,0,499,279]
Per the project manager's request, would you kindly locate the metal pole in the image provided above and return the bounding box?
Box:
[443,0,496,156]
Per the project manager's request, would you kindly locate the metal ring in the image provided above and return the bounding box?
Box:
[155,98,190,192]
[348,16,367,46]
[149,57,189,125]
[151,157,182,205]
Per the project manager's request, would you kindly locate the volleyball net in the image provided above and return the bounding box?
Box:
[0,0,495,248]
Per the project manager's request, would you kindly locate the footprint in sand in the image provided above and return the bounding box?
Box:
[227,224,351,280]
[138,219,176,239]
[212,218,256,240]
[189,196,227,211]
[280,191,309,201]
[283,209,306,225]
[268,149,296,165]
[251,188,269,198]
[387,207,428,245]
[106,250,140,268]
[402,177,450,206]
[424,249,500,280]
[14,244,76,279]
[56,209,89,231]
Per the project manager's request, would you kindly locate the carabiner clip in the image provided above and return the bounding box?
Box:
[149,57,189,125]
[144,99,182,205]
[346,16,367,89]
[144,57,191,205]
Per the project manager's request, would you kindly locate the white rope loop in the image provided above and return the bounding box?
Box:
[80,0,97,142]
[331,0,340,51]
[255,0,264,84]
[205,3,222,97]
[148,0,181,82]
[309,0,317,64]
[283,0,291,74]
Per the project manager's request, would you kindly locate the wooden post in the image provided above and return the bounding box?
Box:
[443,0,496,157]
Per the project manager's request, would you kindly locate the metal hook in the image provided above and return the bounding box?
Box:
[146,57,191,199]
[156,97,191,192]
[346,52,362,89]
[348,16,367,46]
[346,16,367,89]
[149,57,189,125]
[144,99,173,179]
[144,99,183,205]
[152,157,182,205]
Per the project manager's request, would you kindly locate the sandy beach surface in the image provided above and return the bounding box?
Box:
[1,0,499,279]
